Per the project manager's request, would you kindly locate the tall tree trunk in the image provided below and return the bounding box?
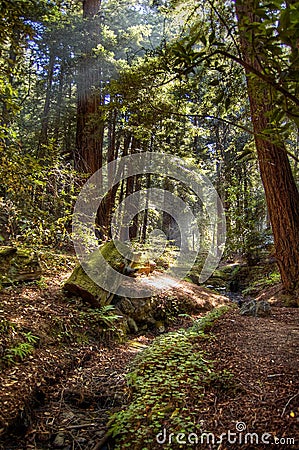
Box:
[54,64,64,146]
[1,27,20,134]
[65,78,76,157]
[141,172,151,243]
[162,178,180,247]
[141,136,154,243]
[38,49,55,153]
[75,0,103,174]
[235,0,299,295]
[95,109,120,241]
[130,174,142,240]
[117,135,138,241]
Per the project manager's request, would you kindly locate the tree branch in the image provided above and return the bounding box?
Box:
[216,49,299,107]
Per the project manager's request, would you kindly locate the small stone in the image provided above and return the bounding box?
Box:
[127,317,138,333]
[53,432,65,448]
[155,321,165,333]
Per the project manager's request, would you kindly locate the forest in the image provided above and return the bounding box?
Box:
[0,0,299,449]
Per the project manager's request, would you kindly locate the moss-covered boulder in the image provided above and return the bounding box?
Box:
[201,263,243,291]
[0,246,42,287]
[64,240,134,308]
[64,241,231,335]
[64,264,113,308]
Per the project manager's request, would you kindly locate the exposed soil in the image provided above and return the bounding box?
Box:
[0,265,298,450]
[198,307,299,449]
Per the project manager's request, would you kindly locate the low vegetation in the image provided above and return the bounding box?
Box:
[242,270,281,296]
[110,307,233,449]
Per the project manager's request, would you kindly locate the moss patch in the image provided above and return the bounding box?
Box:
[0,246,41,285]
[64,240,134,307]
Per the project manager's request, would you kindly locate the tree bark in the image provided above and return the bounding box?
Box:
[141,172,151,243]
[75,0,103,174]
[235,0,299,294]
[130,174,142,240]
[54,63,64,146]
[96,108,119,240]
[38,49,55,153]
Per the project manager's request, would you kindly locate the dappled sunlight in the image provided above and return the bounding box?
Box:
[139,273,179,290]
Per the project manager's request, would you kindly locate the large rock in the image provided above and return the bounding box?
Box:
[0,246,42,287]
[64,240,133,308]
[64,242,230,334]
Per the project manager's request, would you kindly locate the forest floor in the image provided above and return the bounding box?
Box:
[0,255,298,450]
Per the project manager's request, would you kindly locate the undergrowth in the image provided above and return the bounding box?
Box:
[242,270,280,296]
[110,306,233,450]
[1,329,39,367]
[78,305,124,340]
[0,305,122,369]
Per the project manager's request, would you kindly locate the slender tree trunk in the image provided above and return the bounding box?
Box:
[38,49,55,153]
[95,109,120,240]
[130,174,142,240]
[117,136,139,241]
[162,177,172,239]
[235,0,299,295]
[54,64,64,146]
[162,178,180,247]
[141,136,154,243]
[64,78,76,157]
[1,27,20,133]
[141,172,151,243]
[118,133,132,241]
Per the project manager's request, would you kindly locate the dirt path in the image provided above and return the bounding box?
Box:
[198,307,299,449]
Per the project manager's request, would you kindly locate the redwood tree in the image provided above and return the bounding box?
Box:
[75,0,103,173]
[235,0,299,296]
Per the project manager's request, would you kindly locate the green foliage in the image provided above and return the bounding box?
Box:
[1,0,295,266]
[4,343,34,365]
[110,307,233,449]
[2,331,39,366]
[37,250,77,274]
[189,306,230,333]
[165,0,299,130]
[79,305,122,329]
[0,0,59,135]
[22,331,39,345]
[0,319,16,334]
[242,270,281,296]
[33,277,48,289]
[0,145,79,247]
[77,305,125,341]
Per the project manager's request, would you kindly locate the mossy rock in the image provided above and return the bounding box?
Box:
[64,240,133,308]
[64,242,231,337]
[0,246,42,285]
[205,264,253,292]
[190,263,243,290]
[64,264,113,308]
